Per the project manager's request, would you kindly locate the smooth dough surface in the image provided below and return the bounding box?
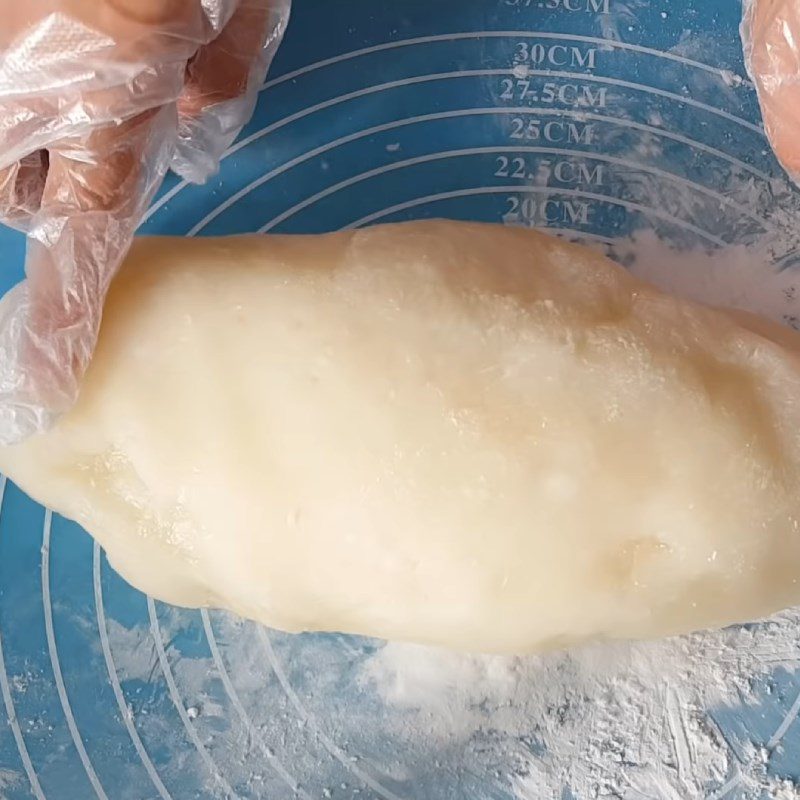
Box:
[3,220,800,654]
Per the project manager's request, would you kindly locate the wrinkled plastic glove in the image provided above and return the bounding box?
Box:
[0,0,290,444]
[742,0,800,181]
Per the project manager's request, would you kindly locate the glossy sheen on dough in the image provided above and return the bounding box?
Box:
[2,220,800,654]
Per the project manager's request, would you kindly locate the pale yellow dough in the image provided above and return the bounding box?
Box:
[2,220,800,654]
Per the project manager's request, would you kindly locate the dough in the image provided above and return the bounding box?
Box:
[2,220,800,654]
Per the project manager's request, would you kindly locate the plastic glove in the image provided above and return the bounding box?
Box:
[0,0,290,444]
[742,0,800,181]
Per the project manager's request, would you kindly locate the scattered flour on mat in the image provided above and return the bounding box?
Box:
[0,768,22,792]
[361,612,800,800]
[618,231,800,327]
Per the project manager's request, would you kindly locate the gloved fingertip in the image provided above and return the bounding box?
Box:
[172,84,261,184]
[170,143,219,185]
[169,0,289,185]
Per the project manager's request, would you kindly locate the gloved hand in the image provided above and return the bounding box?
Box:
[742,0,800,180]
[0,0,289,444]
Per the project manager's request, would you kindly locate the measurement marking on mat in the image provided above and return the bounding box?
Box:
[184,107,769,236]
[42,510,109,800]
[146,598,237,798]
[342,186,727,247]
[256,147,766,235]
[0,477,47,800]
[499,77,608,107]
[197,610,312,799]
[492,69,762,133]
[262,31,732,92]
[148,51,765,228]
[767,685,800,749]
[513,41,598,70]
[93,545,172,800]
[504,196,592,225]
[509,116,596,144]
[255,625,406,800]
[503,0,612,12]
[494,155,607,186]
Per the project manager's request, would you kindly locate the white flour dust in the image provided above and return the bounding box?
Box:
[618,231,800,328]
[361,613,800,800]
[0,768,22,793]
